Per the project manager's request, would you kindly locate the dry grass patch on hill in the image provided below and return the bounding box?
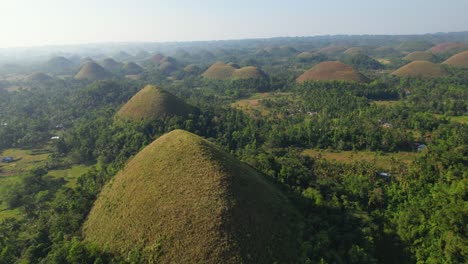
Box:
[392,61,447,78]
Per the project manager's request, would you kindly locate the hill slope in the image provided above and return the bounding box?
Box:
[74,62,111,81]
[44,56,75,73]
[203,62,266,80]
[122,62,143,74]
[392,61,447,78]
[443,51,468,68]
[202,62,236,80]
[430,43,468,54]
[83,129,300,263]
[25,72,53,82]
[115,85,192,120]
[297,61,367,83]
[403,51,434,61]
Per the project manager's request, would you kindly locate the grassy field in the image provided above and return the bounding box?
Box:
[0,147,91,221]
[372,100,400,107]
[302,149,419,171]
[231,92,290,116]
[0,148,51,177]
[434,114,468,124]
[48,164,90,188]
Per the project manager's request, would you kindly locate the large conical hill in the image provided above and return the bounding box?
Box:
[83,129,301,263]
[442,51,468,69]
[392,61,448,78]
[115,85,193,121]
[74,62,111,81]
[202,62,236,80]
[297,61,367,83]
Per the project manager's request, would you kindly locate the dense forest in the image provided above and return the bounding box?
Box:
[0,33,467,263]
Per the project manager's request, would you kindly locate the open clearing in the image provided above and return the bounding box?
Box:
[302,149,419,171]
[372,100,400,107]
[231,92,291,116]
[0,148,91,221]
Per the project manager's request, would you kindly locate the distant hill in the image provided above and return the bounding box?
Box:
[74,62,111,81]
[183,64,202,74]
[122,62,143,75]
[25,72,53,82]
[430,43,468,54]
[344,47,366,55]
[149,53,165,64]
[44,56,75,73]
[115,85,193,121]
[392,61,447,78]
[83,129,301,263]
[202,62,236,80]
[232,66,266,79]
[101,58,121,72]
[202,62,266,80]
[297,61,367,83]
[319,45,347,54]
[135,50,150,59]
[113,51,132,61]
[443,51,468,68]
[403,51,434,61]
[397,40,433,52]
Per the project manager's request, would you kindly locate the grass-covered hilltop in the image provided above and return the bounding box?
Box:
[296,61,367,83]
[115,85,193,121]
[0,31,467,264]
[84,129,301,263]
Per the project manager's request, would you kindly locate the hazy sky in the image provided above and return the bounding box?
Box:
[1,0,467,48]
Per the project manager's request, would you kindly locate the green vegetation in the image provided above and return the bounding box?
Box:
[0,33,467,264]
[302,149,418,171]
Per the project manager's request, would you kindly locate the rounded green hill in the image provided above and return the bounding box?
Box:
[392,61,447,78]
[75,62,111,81]
[83,129,301,263]
[443,51,468,69]
[297,61,367,83]
[115,85,192,121]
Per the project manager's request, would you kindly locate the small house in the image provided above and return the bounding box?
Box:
[51,136,60,140]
